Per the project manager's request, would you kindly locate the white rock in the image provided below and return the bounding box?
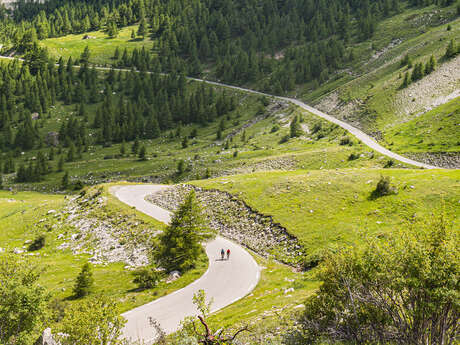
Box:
[284,287,294,294]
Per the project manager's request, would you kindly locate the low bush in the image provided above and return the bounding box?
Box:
[28,234,46,251]
[271,124,280,133]
[279,135,290,144]
[340,136,353,146]
[372,176,397,197]
[348,152,360,161]
[132,266,163,289]
[384,159,395,168]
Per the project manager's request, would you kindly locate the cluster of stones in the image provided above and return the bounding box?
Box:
[55,189,157,267]
[146,184,305,265]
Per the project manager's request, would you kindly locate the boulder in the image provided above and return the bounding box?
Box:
[35,328,58,345]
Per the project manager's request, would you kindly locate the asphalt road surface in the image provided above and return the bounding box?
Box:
[112,185,260,344]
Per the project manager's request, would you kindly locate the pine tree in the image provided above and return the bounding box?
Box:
[73,263,94,298]
[290,115,302,138]
[131,138,139,154]
[80,45,90,64]
[155,190,214,272]
[444,39,457,59]
[401,72,411,88]
[182,136,188,148]
[57,156,64,172]
[137,18,147,39]
[66,142,76,162]
[177,160,185,175]
[120,141,126,155]
[138,145,147,160]
[61,171,69,189]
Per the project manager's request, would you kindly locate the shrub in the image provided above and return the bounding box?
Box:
[384,159,395,168]
[271,124,280,133]
[348,152,360,161]
[372,176,397,197]
[28,235,46,251]
[296,215,459,345]
[339,136,352,146]
[312,122,322,133]
[279,135,290,144]
[73,180,84,190]
[233,150,238,158]
[132,266,162,289]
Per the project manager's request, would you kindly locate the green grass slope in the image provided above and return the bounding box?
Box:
[384,96,460,153]
[41,24,154,65]
[193,169,460,258]
[0,186,207,314]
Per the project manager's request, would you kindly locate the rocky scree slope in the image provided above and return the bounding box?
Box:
[146,184,305,265]
[50,188,160,267]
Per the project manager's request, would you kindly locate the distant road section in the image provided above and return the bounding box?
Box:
[0,54,443,169]
[112,185,260,344]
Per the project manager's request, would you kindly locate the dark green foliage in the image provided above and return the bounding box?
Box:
[290,115,302,138]
[156,190,214,272]
[279,134,290,144]
[296,215,458,345]
[177,160,185,175]
[444,39,458,59]
[28,234,45,251]
[131,139,140,154]
[80,45,90,64]
[0,255,49,345]
[384,158,395,168]
[182,136,188,149]
[138,145,147,160]
[271,124,280,133]
[73,263,94,298]
[372,175,397,197]
[132,266,162,289]
[339,136,352,146]
[348,152,360,161]
[61,171,69,189]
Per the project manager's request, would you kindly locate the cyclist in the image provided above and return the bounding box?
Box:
[220,248,225,260]
[226,249,231,260]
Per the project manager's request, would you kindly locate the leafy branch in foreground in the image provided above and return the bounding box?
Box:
[170,289,249,345]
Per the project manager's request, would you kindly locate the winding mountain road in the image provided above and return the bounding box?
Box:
[0,55,445,169]
[111,185,260,344]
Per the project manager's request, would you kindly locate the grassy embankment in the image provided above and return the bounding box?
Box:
[193,169,460,258]
[0,185,207,313]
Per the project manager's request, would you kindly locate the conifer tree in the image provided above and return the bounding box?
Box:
[73,263,94,298]
[290,115,302,138]
[155,190,214,272]
[61,171,69,189]
[138,145,147,161]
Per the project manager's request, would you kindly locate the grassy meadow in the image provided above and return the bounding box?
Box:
[0,186,208,314]
[193,169,460,257]
[40,24,155,65]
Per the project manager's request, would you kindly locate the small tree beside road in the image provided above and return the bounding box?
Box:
[156,190,214,272]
